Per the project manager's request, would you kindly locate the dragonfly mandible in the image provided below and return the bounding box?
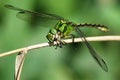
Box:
[5,4,109,72]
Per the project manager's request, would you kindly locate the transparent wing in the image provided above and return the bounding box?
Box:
[74,26,108,72]
[4,4,65,21]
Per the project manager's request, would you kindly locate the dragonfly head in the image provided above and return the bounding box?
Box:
[46,27,63,45]
[46,20,73,47]
[46,28,57,42]
[46,21,66,47]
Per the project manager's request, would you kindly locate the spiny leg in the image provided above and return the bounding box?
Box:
[54,34,76,49]
[54,40,66,49]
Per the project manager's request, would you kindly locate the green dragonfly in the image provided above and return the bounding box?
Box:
[5,4,109,72]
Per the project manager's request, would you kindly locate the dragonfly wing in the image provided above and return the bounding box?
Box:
[5,4,65,21]
[74,26,108,72]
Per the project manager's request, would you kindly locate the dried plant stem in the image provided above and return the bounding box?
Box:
[15,51,26,80]
[0,35,120,57]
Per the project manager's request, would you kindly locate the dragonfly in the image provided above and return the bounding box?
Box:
[5,4,109,72]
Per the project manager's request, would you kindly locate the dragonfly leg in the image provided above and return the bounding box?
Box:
[48,40,66,49]
[70,34,75,43]
[56,40,66,48]
[48,41,54,46]
[64,34,75,43]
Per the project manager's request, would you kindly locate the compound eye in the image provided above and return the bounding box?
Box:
[50,28,57,34]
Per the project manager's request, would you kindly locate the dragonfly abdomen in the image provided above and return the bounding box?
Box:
[77,23,109,32]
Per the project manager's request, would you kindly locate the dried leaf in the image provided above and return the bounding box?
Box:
[14,50,27,80]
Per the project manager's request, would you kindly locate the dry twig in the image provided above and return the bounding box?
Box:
[0,35,120,57]
[0,35,120,80]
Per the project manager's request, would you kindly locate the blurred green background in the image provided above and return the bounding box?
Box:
[0,0,120,80]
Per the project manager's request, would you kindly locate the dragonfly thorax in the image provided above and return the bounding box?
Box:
[46,20,73,47]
